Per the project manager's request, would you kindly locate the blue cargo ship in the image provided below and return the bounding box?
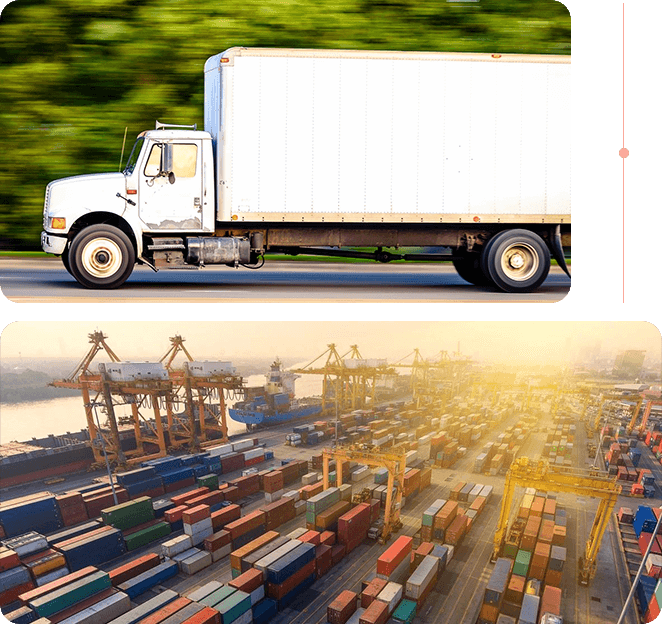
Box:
[229,359,322,428]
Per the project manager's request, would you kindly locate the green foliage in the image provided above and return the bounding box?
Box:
[0,0,569,248]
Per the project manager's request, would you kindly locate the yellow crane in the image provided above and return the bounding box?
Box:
[322,445,406,544]
[625,396,647,435]
[493,457,621,585]
[592,392,632,434]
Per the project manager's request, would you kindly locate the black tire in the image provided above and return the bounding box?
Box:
[61,244,73,276]
[480,229,550,293]
[69,224,135,289]
[451,253,491,287]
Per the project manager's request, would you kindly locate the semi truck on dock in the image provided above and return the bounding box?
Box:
[41,47,570,293]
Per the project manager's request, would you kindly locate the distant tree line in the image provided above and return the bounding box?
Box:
[0,369,80,403]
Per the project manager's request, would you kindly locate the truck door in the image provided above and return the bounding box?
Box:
[139,140,207,231]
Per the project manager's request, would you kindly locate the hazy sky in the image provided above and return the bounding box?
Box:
[1,321,660,368]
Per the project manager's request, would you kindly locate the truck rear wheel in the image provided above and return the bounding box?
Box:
[69,224,135,289]
[451,253,491,287]
[480,229,550,293]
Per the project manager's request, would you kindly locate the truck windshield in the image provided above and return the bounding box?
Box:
[123,137,145,175]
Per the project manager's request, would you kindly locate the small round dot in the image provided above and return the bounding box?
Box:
[619,148,629,158]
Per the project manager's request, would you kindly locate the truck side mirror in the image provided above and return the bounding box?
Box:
[158,144,176,183]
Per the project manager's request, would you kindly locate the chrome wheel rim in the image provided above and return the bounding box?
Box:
[500,242,538,282]
[81,237,123,278]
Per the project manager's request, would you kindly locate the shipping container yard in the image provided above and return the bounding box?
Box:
[2,335,662,624]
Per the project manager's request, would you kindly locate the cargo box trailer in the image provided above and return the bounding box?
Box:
[42,47,570,293]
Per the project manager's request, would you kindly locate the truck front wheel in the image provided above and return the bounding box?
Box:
[480,229,550,293]
[69,224,135,289]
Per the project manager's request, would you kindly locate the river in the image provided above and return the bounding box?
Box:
[0,372,324,444]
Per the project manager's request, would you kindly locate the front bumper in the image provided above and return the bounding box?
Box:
[41,231,68,255]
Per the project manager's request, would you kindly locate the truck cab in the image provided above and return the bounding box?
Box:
[41,124,220,288]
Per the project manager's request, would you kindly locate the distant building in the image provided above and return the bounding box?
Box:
[613,350,646,379]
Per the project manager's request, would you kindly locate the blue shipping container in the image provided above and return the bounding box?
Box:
[634,506,657,538]
[160,467,195,485]
[124,476,164,497]
[266,542,316,585]
[116,467,158,486]
[636,576,657,614]
[252,598,277,624]
[58,527,127,571]
[277,574,315,611]
[118,559,178,599]
[0,496,63,538]
[153,499,176,518]
[47,520,102,545]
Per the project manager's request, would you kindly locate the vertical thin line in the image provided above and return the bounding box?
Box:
[622,2,625,304]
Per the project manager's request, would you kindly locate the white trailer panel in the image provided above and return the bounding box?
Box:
[205,48,570,224]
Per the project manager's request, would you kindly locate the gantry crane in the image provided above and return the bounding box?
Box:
[322,445,406,544]
[52,332,244,467]
[294,344,397,413]
[591,392,631,434]
[636,398,662,437]
[493,457,621,585]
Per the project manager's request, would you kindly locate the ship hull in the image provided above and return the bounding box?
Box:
[229,404,322,426]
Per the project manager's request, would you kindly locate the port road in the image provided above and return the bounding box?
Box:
[0,258,570,303]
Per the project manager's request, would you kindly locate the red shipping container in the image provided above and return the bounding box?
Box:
[56,492,85,508]
[210,504,241,530]
[361,578,388,609]
[445,514,468,546]
[478,602,499,624]
[18,566,97,604]
[230,474,260,497]
[164,505,189,524]
[545,568,562,588]
[225,510,266,540]
[221,453,245,473]
[59,507,89,527]
[359,599,389,624]
[338,503,371,551]
[315,544,333,578]
[413,542,434,569]
[139,597,192,624]
[327,590,358,624]
[137,485,165,499]
[263,471,284,494]
[108,552,160,586]
[182,504,211,525]
[229,568,264,593]
[377,535,413,577]
[639,532,662,556]
[204,530,232,552]
[222,486,240,502]
[183,607,221,624]
[370,500,380,523]
[164,477,196,494]
[186,491,224,509]
[267,559,316,600]
[645,594,661,623]
[299,531,321,545]
[0,549,21,572]
[1,581,35,608]
[552,526,566,546]
[259,498,296,531]
[331,543,346,565]
[540,585,562,617]
[320,531,336,546]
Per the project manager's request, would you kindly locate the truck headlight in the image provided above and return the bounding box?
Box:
[50,217,66,229]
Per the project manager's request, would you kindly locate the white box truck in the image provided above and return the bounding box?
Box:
[41,47,570,292]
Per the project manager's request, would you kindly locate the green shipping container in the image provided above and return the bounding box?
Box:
[101,496,155,531]
[215,590,251,624]
[198,474,219,489]
[200,585,236,608]
[513,549,531,577]
[503,542,519,559]
[305,511,316,524]
[125,521,171,551]
[392,599,417,624]
[30,570,111,617]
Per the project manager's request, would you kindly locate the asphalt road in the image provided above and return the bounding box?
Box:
[0,258,570,303]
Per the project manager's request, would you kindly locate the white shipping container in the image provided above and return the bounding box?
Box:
[302,472,319,485]
[405,451,418,466]
[249,585,265,606]
[406,555,439,601]
[186,581,223,602]
[211,543,232,562]
[468,484,484,503]
[243,448,264,461]
[265,490,283,503]
[376,582,403,615]
[184,517,214,537]
[254,539,299,572]
[294,501,307,516]
[286,528,308,540]
[3,532,49,558]
[162,534,193,558]
[282,490,300,503]
[35,567,70,587]
[172,547,201,563]
[208,444,234,457]
[57,590,131,624]
[101,362,168,382]
[232,440,254,452]
[181,550,212,575]
[444,544,455,563]
[480,485,494,501]
[186,361,236,377]
[189,526,214,546]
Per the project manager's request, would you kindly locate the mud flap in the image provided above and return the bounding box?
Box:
[549,225,570,278]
